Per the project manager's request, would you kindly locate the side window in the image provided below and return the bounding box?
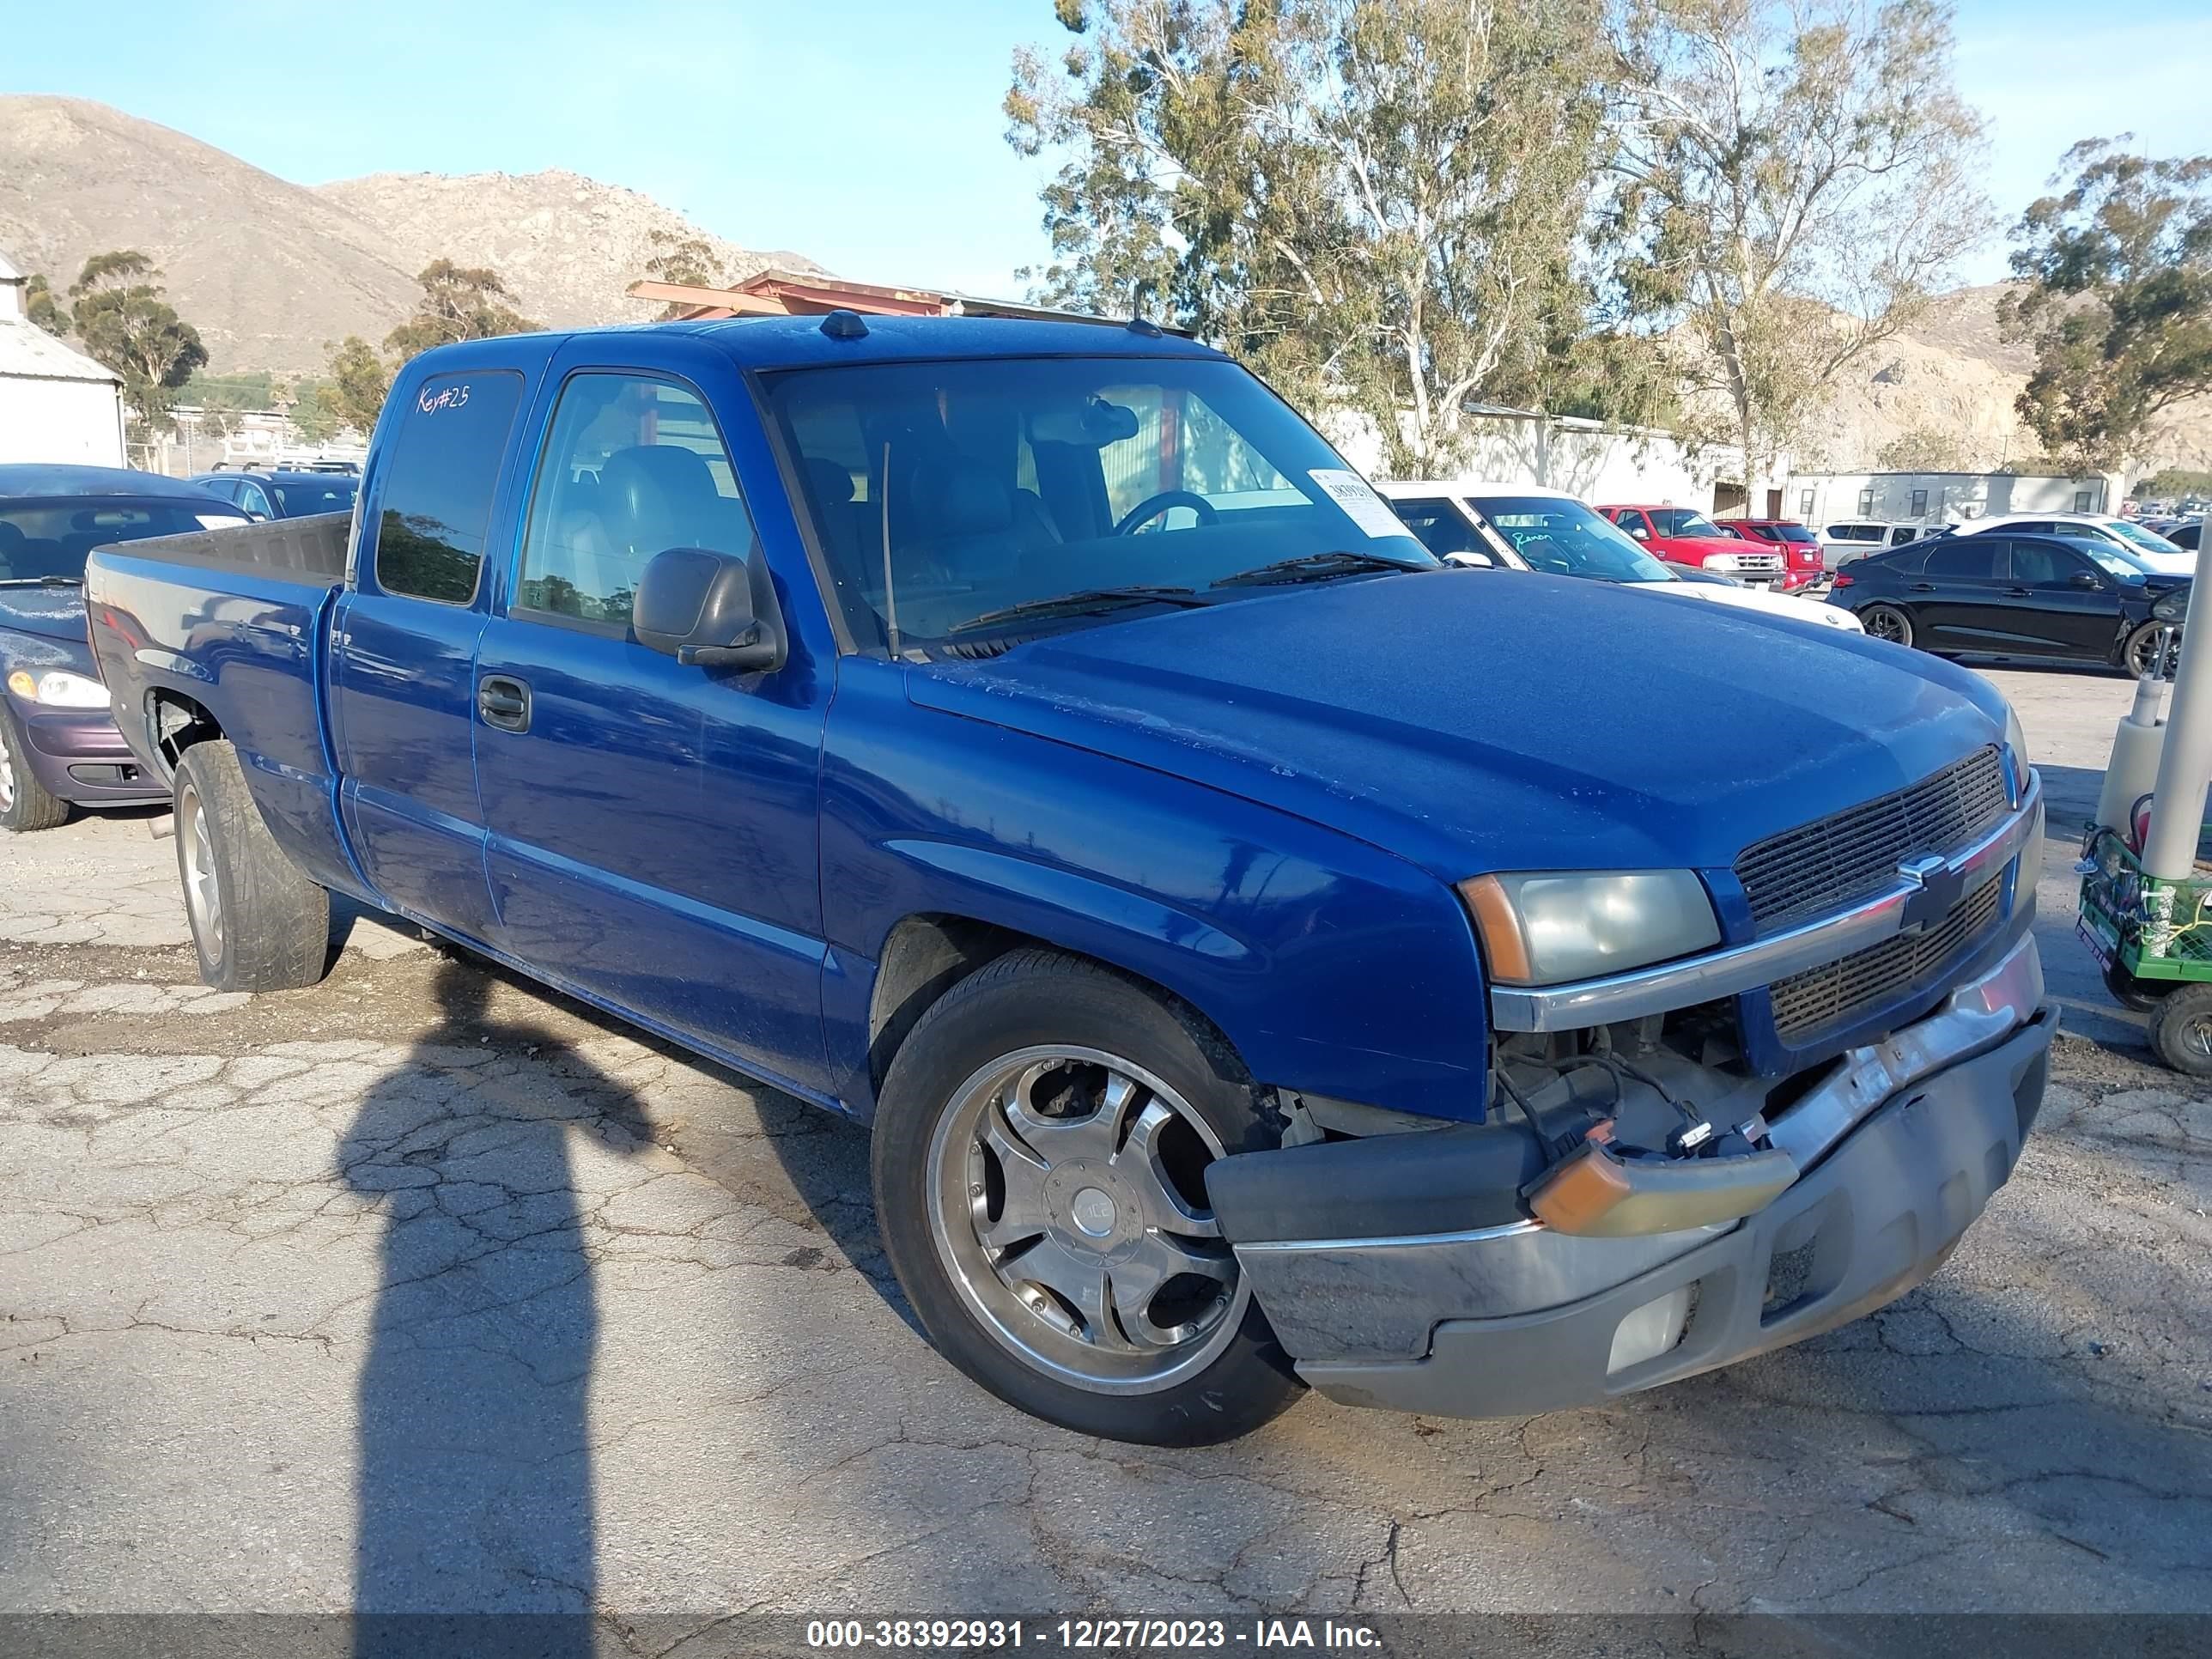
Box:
[2075,490,2095,513]
[374,372,525,604]
[2008,541,2079,586]
[515,373,757,630]
[1620,512,1651,539]
[1799,489,1814,517]
[1857,487,1876,516]
[238,482,273,519]
[1389,498,1476,557]
[1910,489,1928,516]
[1927,538,2001,580]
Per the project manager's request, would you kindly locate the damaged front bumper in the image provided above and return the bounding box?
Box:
[1212,932,2052,1418]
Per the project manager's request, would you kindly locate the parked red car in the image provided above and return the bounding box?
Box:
[1596,504,1806,591]
[1720,518,1826,591]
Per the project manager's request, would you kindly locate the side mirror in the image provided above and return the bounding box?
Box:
[1626,525,1649,540]
[1443,549,1493,568]
[2069,570,2103,589]
[633,545,787,672]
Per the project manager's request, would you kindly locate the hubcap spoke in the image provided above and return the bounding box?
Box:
[1116,1099,1221,1237]
[1009,1234,1138,1351]
[1002,1062,1131,1164]
[974,1103,1053,1253]
[1107,1231,1236,1348]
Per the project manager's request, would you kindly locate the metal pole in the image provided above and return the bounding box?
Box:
[2142,544,2212,878]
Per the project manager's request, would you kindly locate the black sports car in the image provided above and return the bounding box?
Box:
[1827,530,2189,675]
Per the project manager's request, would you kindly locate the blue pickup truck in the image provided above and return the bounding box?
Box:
[84,313,2052,1444]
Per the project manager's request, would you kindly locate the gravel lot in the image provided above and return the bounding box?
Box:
[1,664,2208,1642]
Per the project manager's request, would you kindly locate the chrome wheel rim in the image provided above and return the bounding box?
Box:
[2130,631,2179,678]
[926,1045,1244,1395]
[179,780,224,960]
[0,723,14,812]
[1865,607,1907,643]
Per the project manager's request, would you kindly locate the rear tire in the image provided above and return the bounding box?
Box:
[0,706,73,832]
[173,739,331,992]
[2148,981,2212,1078]
[871,948,1303,1444]
[1861,604,1915,648]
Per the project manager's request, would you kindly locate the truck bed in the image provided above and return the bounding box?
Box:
[83,512,353,883]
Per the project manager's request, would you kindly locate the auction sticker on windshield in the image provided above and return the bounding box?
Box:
[1308,468,1410,540]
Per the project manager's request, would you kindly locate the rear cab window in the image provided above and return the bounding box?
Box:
[370,372,526,605]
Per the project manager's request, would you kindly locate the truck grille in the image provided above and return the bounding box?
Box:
[1735,747,2009,932]
[1767,872,2002,1042]
[1729,552,1784,573]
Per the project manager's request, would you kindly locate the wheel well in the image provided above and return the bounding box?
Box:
[148,690,221,779]
[865,915,1253,1099]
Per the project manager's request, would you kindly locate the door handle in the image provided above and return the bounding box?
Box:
[1909,582,1936,592]
[2004,586,2031,597]
[477,674,531,733]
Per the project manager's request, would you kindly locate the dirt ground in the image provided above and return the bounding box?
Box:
[1,663,2207,1645]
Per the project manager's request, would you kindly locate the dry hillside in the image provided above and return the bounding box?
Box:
[317,171,822,333]
[1801,282,2212,477]
[0,96,417,373]
[0,95,819,374]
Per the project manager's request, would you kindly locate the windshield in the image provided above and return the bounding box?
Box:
[272,477,358,517]
[0,500,248,583]
[2077,541,2155,579]
[1649,507,1725,538]
[767,356,1435,653]
[1464,495,1674,583]
[2106,518,2182,555]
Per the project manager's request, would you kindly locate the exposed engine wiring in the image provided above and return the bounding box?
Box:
[1492,1067,1555,1167]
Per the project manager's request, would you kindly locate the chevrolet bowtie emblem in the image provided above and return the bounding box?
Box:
[1897,854,1966,933]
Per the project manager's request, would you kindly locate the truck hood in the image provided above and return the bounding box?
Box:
[906,569,2008,880]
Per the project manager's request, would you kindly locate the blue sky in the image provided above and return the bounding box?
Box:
[8,0,2210,297]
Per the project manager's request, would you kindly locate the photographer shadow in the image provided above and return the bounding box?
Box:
[343,957,653,1658]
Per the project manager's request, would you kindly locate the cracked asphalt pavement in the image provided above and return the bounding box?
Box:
[1,666,2208,1641]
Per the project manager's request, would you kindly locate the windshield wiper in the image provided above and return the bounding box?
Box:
[0,575,82,589]
[947,585,1208,635]
[1211,549,1426,587]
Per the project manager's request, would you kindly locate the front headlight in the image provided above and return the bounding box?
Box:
[1459,869,1721,985]
[5,669,109,708]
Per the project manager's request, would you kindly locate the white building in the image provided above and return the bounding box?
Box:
[0,252,127,467]
[1328,404,1750,509]
[1784,468,2124,530]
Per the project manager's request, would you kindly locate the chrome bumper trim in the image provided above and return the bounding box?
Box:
[1762,928,2043,1168]
[1488,769,2043,1032]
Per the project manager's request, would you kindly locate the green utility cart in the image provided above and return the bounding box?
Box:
[2076,824,2212,1073]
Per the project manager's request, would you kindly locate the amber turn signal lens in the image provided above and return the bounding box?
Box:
[5,670,33,701]
[1456,873,1534,983]
[1528,1139,1800,1237]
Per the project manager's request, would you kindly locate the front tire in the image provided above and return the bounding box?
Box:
[872,949,1302,1444]
[173,739,331,992]
[1861,603,1915,648]
[2124,623,2179,678]
[0,706,72,832]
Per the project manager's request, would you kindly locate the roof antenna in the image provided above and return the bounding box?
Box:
[879,441,902,659]
[821,307,869,341]
[1127,280,1163,337]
